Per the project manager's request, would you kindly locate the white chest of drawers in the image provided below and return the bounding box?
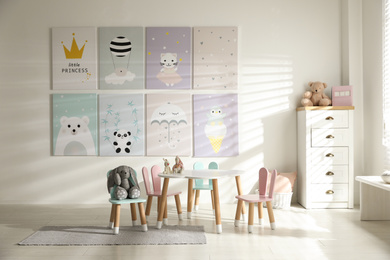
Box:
[297,106,354,209]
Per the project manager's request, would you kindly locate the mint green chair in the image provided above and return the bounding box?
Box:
[192,162,218,213]
[107,169,148,234]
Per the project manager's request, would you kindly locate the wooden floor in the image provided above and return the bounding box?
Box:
[1,203,390,260]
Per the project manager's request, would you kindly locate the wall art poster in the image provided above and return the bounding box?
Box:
[193,94,239,157]
[52,94,98,156]
[193,27,238,90]
[52,27,97,90]
[146,27,192,89]
[99,94,145,156]
[146,94,192,156]
[99,27,144,89]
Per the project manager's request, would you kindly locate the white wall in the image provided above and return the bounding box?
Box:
[0,0,361,204]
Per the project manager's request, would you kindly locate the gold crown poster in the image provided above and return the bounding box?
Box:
[52,27,97,90]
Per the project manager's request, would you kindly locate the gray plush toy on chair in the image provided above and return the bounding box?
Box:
[107,165,140,200]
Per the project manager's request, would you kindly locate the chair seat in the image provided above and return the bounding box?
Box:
[149,190,182,197]
[235,194,273,203]
[109,198,147,204]
[193,184,213,190]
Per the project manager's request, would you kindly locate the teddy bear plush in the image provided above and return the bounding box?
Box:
[107,165,140,200]
[301,81,332,107]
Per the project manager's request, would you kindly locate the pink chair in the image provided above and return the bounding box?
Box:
[234,167,277,233]
[142,165,183,224]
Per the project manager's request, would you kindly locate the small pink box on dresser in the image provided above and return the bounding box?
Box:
[332,85,353,106]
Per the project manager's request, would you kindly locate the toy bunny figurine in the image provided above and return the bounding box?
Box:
[163,158,172,174]
[172,156,184,174]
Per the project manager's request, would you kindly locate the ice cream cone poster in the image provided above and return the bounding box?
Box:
[193,94,238,157]
[52,27,97,90]
[146,27,191,89]
[99,94,144,156]
[99,27,144,89]
[146,94,192,156]
[193,27,238,90]
[52,94,97,156]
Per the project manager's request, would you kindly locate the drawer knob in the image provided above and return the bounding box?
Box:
[326,135,335,139]
[326,153,334,157]
[325,116,334,120]
[326,190,335,194]
[326,171,334,176]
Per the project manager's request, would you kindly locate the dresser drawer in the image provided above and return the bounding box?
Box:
[310,165,349,183]
[309,110,349,128]
[310,184,348,202]
[311,147,349,165]
[311,129,350,147]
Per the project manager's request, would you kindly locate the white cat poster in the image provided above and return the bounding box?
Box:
[146,94,192,156]
[193,27,238,90]
[99,94,145,156]
[146,27,191,89]
[99,27,144,89]
[52,94,98,156]
[52,27,97,90]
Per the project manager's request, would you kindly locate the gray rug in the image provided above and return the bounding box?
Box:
[18,225,206,246]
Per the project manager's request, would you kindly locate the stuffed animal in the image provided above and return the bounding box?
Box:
[301,81,332,107]
[172,156,184,174]
[163,158,172,174]
[107,165,141,200]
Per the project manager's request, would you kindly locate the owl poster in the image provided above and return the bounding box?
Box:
[99,94,145,156]
[52,94,98,156]
[52,27,97,90]
[193,27,238,90]
[99,27,144,89]
[146,27,192,89]
[193,94,239,157]
[146,94,192,156]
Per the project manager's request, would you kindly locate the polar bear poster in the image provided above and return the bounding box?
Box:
[53,94,97,156]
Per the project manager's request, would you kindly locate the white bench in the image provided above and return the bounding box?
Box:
[355,176,390,220]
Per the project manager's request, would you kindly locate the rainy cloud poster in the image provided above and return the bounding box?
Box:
[146,94,192,156]
[193,94,239,157]
[99,94,145,156]
[146,27,191,89]
[52,94,98,156]
[193,27,238,90]
[52,27,97,90]
[99,27,144,89]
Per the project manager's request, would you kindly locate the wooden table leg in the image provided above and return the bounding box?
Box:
[174,194,183,220]
[235,175,247,221]
[212,179,222,234]
[157,178,169,229]
[187,179,194,219]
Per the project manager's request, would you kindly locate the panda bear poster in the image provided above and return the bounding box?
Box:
[99,94,145,156]
[146,27,191,89]
[52,94,97,156]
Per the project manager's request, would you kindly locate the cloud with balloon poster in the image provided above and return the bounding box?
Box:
[99,27,144,90]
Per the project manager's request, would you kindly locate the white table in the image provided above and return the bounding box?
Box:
[355,176,390,220]
[157,169,247,233]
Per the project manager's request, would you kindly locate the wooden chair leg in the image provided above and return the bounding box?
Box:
[194,190,200,211]
[266,201,276,230]
[109,204,115,229]
[258,202,264,225]
[211,190,215,214]
[145,196,153,220]
[235,200,243,227]
[174,194,183,220]
[138,202,148,232]
[130,203,137,226]
[248,203,254,233]
[114,204,120,234]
